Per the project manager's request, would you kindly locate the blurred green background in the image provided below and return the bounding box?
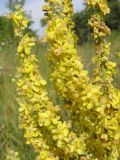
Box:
[0,0,120,159]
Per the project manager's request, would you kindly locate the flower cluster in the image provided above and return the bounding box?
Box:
[87,0,110,15]
[88,15,110,40]
[11,6,28,36]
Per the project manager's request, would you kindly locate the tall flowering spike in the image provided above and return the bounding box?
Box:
[44,1,94,156]
[44,1,94,144]
[12,6,86,160]
[45,0,89,102]
[86,0,120,159]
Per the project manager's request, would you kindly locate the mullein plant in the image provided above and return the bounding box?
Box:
[11,0,120,160]
[44,0,120,160]
[43,0,90,136]
[43,0,89,102]
[11,5,86,160]
[86,0,120,159]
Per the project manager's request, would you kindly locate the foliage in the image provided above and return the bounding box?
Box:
[9,0,120,160]
[0,16,15,43]
[105,0,120,30]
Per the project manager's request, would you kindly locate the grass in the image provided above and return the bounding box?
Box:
[0,31,120,159]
